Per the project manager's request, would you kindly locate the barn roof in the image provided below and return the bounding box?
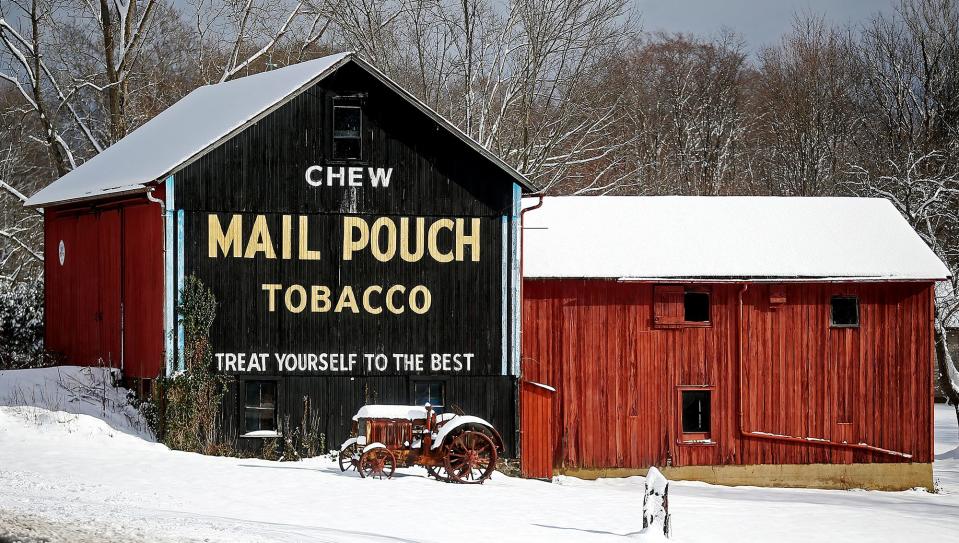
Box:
[522,196,951,281]
[26,52,533,207]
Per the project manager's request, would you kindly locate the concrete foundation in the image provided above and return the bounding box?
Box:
[557,462,933,491]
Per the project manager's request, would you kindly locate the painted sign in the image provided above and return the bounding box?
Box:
[185,165,504,377]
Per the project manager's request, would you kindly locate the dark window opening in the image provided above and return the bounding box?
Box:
[243,381,277,434]
[332,103,362,160]
[684,291,710,322]
[681,390,711,434]
[413,381,445,412]
[831,296,859,327]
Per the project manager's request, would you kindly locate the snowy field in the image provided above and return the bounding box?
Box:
[1,366,958,543]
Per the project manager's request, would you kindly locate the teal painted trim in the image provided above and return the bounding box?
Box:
[176,209,185,371]
[501,214,508,376]
[510,183,521,376]
[164,176,175,376]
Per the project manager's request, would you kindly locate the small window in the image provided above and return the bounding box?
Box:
[243,381,277,435]
[681,390,711,434]
[332,103,362,160]
[684,291,710,322]
[413,381,445,411]
[831,296,859,327]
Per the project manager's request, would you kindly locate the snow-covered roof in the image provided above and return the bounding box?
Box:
[522,196,951,281]
[352,405,429,421]
[26,52,532,207]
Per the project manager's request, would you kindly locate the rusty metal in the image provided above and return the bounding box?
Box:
[340,404,500,483]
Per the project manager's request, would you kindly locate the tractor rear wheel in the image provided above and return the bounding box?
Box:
[444,430,497,484]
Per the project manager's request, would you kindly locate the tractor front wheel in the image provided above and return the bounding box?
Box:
[359,447,396,480]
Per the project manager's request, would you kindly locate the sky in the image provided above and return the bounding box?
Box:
[634,0,897,52]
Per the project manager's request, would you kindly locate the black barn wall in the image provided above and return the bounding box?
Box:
[173,62,520,454]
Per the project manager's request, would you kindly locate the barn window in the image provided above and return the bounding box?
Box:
[830,296,859,328]
[243,380,278,436]
[654,285,711,328]
[332,99,362,161]
[684,291,710,322]
[681,390,711,436]
[413,381,445,412]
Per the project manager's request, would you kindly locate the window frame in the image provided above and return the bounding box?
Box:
[830,295,860,329]
[239,378,281,438]
[329,93,368,163]
[653,285,712,329]
[410,376,448,410]
[676,387,714,445]
[683,290,711,324]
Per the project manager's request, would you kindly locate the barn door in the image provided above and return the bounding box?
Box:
[97,209,122,369]
[520,380,554,479]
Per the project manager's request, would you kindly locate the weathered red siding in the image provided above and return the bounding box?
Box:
[521,280,934,471]
[520,381,554,478]
[44,198,164,378]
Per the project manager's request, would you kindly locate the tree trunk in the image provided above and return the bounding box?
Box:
[99,0,127,142]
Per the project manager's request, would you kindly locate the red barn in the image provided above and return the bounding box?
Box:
[520,196,950,490]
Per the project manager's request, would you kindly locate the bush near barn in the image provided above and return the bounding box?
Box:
[0,278,48,370]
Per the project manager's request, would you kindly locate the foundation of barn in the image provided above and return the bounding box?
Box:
[556,463,934,491]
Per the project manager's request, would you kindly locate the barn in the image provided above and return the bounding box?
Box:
[26,52,533,453]
[519,196,950,490]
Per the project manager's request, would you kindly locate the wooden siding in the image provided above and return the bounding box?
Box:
[222,375,517,455]
[520,381,554,478]
[172,62,521,452]
[44,200,165,378]
[521,280,934,471]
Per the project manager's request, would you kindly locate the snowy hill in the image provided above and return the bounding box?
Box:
[1,367,959,542]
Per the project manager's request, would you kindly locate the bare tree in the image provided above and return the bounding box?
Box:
[752,16,858,196]
[847,0,959,421]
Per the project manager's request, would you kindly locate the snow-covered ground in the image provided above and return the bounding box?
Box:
[1,366,958,542]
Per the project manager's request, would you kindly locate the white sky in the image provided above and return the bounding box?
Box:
[634,0,897,51]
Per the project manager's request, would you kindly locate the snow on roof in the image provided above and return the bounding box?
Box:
[352,405,429,421]
[522,196,951,281]
[26,53,351,207]
[26,52,532,207]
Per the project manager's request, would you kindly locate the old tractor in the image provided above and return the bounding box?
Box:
[338,404,503,483]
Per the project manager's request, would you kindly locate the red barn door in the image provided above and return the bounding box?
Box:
[521,380,554,479]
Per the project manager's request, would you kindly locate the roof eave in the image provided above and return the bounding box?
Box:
[25,185,151,209]
[524,275,949,283]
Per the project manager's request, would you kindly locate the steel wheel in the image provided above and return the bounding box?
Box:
[444,430,497,484]
[359,447,396,480]
[339,442,360,472]
[427,465,451,482]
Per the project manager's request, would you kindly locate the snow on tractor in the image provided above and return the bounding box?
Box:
[338,404,503,483]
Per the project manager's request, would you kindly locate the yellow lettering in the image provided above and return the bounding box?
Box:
[299,216,321,260]
[370,217,397,262]
[427,219,454,263]
[400,217,425,262]
[335,286,359,313]
[311,285,331,312]
[455,218,481,262]
[208,214,242,258]
[386,285,406,314]
[282,215,292,259]
[284,284,307,313]
[244,215,276,259]
[342,217,369,260]
[409,285,432,314]
[362,285,383,314]
[261,283,282,311]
